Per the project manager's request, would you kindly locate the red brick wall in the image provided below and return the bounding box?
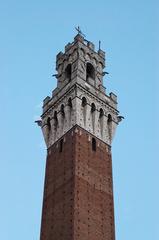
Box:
[40,126,115,240]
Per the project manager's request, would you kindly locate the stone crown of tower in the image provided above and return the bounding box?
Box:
[39,33,122,148]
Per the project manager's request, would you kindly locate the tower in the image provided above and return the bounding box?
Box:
[38,32,122,240]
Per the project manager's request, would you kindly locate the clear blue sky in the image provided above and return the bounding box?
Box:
[1,0,158,239]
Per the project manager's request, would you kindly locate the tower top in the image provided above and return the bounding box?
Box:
[39,33,122,148]
[54,32,106,93]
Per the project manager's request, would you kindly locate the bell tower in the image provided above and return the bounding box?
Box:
[38,32,122,240]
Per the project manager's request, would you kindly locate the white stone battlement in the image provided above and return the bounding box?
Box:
[41,83,119,148]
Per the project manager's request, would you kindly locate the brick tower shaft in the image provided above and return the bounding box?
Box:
[40,126,115,240]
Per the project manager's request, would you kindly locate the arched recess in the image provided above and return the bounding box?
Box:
[99,108,104,137]
[82,97,87,107]
[86,63,95,82]
[81,97,87,126]
[68,98,73,126]
[61,104,65,118]
[107,114,112,141]
[54,111,58,131]
[91,103,96,113]
[91,103,96,132]
[65,64,72,82]
[60,104,65,131]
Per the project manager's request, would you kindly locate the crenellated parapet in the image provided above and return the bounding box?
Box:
[41,84,119,148]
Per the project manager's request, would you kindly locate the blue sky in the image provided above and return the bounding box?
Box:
[0,0,158,239]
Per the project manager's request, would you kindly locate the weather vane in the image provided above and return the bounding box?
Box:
[75,26,86,38]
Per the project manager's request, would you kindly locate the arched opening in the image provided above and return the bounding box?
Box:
[91,103,96,132]
[107,114,112,123]
[107,114,112,140]
[67,98,72,126]
[61,104,65,118]
[86,63,95,81]
[68,97,72,108]
[91,103,96,113]
[81,97,87,126]
[65,64,72,82]
[99,108,104,137]
[99,108,104,118]
[82,97,87,107]
[54,111,58,130]
[60,104,65,131]
[92,137,96,151]
[47,117,51,131]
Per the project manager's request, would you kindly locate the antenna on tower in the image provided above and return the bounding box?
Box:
[75,26,86,38]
